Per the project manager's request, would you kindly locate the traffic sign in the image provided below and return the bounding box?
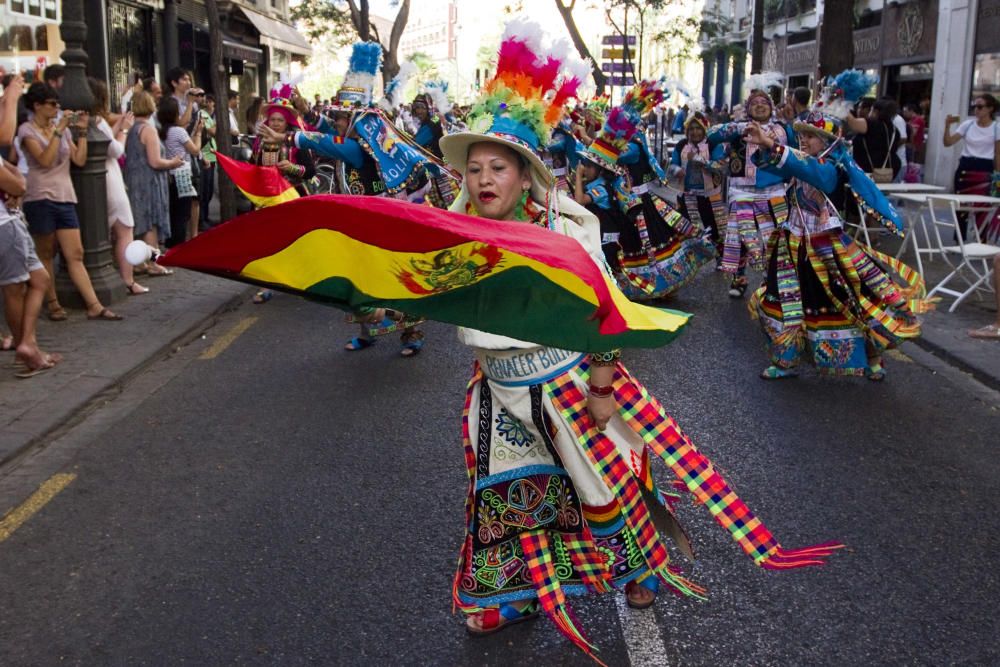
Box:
[607,74,636,86]
[601,62,633,73]
[602,48,632,60]
[602,34,636,46]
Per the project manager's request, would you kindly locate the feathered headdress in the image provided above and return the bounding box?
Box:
[379,60,417,112]
[333,41,383,111]
[423,80,452,116]
[744,70,784,106]
[795,69,879,141]
[439,17,591,187]
[579,78,665,172]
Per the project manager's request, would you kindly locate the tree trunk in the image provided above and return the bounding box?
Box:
[205,0,236,223]
[817,0,854,80]
[347,0,371,41]
[554,0,607,94]
[382,0,411,87]
[750,0,764,73]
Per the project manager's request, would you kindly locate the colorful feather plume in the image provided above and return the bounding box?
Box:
[817,69,879,120]
[341,41,383,104]
[468,17,590,148]
[622,77,666,118]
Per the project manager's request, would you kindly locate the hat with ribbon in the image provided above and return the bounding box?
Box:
[795,69,879,142]
[439,17,590,191]
[578,78,665,173]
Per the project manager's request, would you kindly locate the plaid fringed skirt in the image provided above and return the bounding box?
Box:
[454,346,843,660]
[750,229,924,375]
[616,192,716,300]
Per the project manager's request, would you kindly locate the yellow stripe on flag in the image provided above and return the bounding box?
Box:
[242,228,596,302]
[244,188,300,208]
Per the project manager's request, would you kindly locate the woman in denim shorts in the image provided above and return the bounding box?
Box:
[17,82,121,321]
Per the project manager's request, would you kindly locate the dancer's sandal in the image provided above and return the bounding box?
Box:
[465,600,541,637]
[344,336,375,351]
[866,362,886,382]
[759,365,798,380]
[400,330,425,358]
[728,276,748,299]
[625,576,659,610]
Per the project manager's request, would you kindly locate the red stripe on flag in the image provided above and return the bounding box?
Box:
[215,152,297,199]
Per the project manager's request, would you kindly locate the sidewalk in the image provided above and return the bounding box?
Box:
[870,229,1000,391]
[0,268,249,469]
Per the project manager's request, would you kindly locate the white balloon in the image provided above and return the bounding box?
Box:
[125,240,153,266]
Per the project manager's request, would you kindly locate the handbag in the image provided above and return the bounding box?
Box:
[862,123,895,183]
[170,160,198,198]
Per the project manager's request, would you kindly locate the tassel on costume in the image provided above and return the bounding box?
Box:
[519,530,607,666]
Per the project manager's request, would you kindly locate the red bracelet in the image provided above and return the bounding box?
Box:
[588,384,613,397]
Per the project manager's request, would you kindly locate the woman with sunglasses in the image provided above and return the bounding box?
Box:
[18,82,122,321]
[944,94,1000,237]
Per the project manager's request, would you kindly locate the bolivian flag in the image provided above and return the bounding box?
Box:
[215,152,299,208]
[160,195,691,351]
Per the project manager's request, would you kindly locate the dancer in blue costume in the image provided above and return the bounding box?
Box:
[547,116,581,194]
[743,71,926,381]
[668,109,729,266]
[707,72,794,298]
[614,81,715,301]
[289,42,428,356]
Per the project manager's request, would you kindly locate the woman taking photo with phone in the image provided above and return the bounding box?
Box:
[944,94,1000,237]
[17,81,123,321]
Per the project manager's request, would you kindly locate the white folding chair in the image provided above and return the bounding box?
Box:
[925,196,1000,312]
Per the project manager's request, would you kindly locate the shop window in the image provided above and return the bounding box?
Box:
[8,26,34,51]
[34,26,47,51]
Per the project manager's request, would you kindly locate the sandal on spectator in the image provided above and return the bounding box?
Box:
[252,289,273,304]
[146,265,174,277]
[87,307,124,321]
[47,299,68,322]
[1,334,13,351]
[127,282,149,296]
[968,324,1000,340]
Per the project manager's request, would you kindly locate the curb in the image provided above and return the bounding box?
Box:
[911,336,1000,394]
[0,287,252,475]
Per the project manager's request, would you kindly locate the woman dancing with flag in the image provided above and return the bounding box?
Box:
[438,19,841,663]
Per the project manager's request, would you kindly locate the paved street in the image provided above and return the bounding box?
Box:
[1,269,998,667]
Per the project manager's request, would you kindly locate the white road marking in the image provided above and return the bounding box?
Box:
[615,594,673,666]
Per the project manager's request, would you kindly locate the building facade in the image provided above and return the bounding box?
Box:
[0,0,65,79]
[702,0,986,184]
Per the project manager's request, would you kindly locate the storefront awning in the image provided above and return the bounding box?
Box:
[223,37,264,64]
[238,8,313,58]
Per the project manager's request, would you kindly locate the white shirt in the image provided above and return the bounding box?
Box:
[892,114,907,168]
[957,119,999,160]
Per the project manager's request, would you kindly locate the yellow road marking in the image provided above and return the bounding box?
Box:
[0,473,77,543]
[199,316,258,360]
[886,349,913,364]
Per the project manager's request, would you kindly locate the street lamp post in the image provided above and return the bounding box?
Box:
[57,0,122,308]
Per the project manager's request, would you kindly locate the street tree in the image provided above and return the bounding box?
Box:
[817,0,855,80]
[205,0,236,223]
[291,0,412,87]
[553,0,608,94]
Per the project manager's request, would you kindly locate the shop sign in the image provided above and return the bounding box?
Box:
[883,0,937,63]
[785,42,817,75]
[853,26,882,67]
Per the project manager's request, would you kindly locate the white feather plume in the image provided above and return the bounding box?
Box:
[424,80,452,115]
[744,71,784,97]
[503,16,544,53]
[379,60,417,111]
